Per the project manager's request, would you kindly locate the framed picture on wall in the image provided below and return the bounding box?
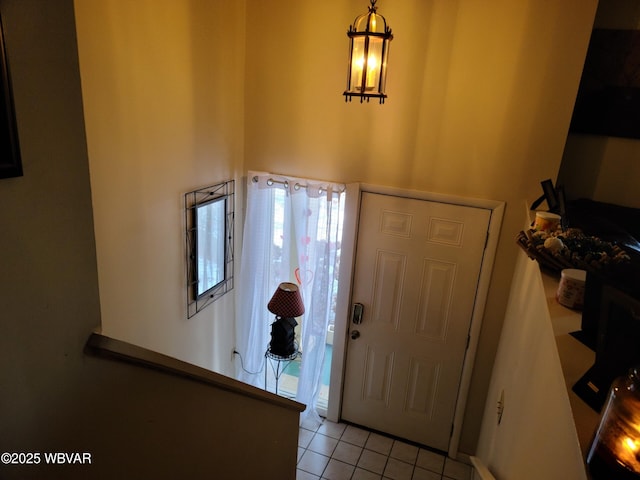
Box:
[569,29,640,140]
[0,11,22,179]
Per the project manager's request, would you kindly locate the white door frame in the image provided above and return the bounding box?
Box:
[326,183,505,458]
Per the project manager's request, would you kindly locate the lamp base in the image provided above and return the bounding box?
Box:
[269,316,298,357]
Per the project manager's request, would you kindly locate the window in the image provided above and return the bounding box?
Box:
[235,172,345,425]
[185,180,234,318]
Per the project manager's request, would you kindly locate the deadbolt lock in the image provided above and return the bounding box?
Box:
[352,303,364,324]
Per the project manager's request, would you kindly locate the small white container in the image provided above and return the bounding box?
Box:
[556,268,587,309]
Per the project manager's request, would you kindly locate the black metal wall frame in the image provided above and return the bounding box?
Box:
[185,179,235,318]
[0,10,22,179]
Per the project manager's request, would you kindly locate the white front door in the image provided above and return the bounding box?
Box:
[341,192,491,450]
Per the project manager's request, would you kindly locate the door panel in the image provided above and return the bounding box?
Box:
[371,250,405,328]
[405,355,439,419]
[362,345,394,405]
[416,259,455,341]
[341,192,491,450]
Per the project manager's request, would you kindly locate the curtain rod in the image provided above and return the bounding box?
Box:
[251,175,346,194]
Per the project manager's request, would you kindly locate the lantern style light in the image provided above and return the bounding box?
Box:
[344,0,393,104]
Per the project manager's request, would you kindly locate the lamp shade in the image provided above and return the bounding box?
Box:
[268,282,305,318]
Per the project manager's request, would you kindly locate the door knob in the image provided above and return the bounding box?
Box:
[351,330,360,340]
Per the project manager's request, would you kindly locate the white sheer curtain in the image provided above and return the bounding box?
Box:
[235,171,345,427]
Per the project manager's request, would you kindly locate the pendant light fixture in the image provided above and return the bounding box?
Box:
[343,0,393,104]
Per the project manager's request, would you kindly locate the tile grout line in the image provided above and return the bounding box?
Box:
[342,427,368,480]
[298,420,464,480]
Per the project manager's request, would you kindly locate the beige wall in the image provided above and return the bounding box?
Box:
[52,0,598,456]
[245,0,598,451]
[0,0,102,426]
[74,0,246,376]
[0,3,299,478]
[0,0,102,454]
[558,0,640,210]
[476,249,587,479]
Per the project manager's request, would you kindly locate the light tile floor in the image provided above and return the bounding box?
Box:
[297,419,473,480]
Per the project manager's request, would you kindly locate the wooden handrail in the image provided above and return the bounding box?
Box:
[85,331,305,413]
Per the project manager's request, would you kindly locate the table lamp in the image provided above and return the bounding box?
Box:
[267,282,304,357]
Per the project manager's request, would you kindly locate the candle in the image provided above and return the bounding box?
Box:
[588,367,640,479]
